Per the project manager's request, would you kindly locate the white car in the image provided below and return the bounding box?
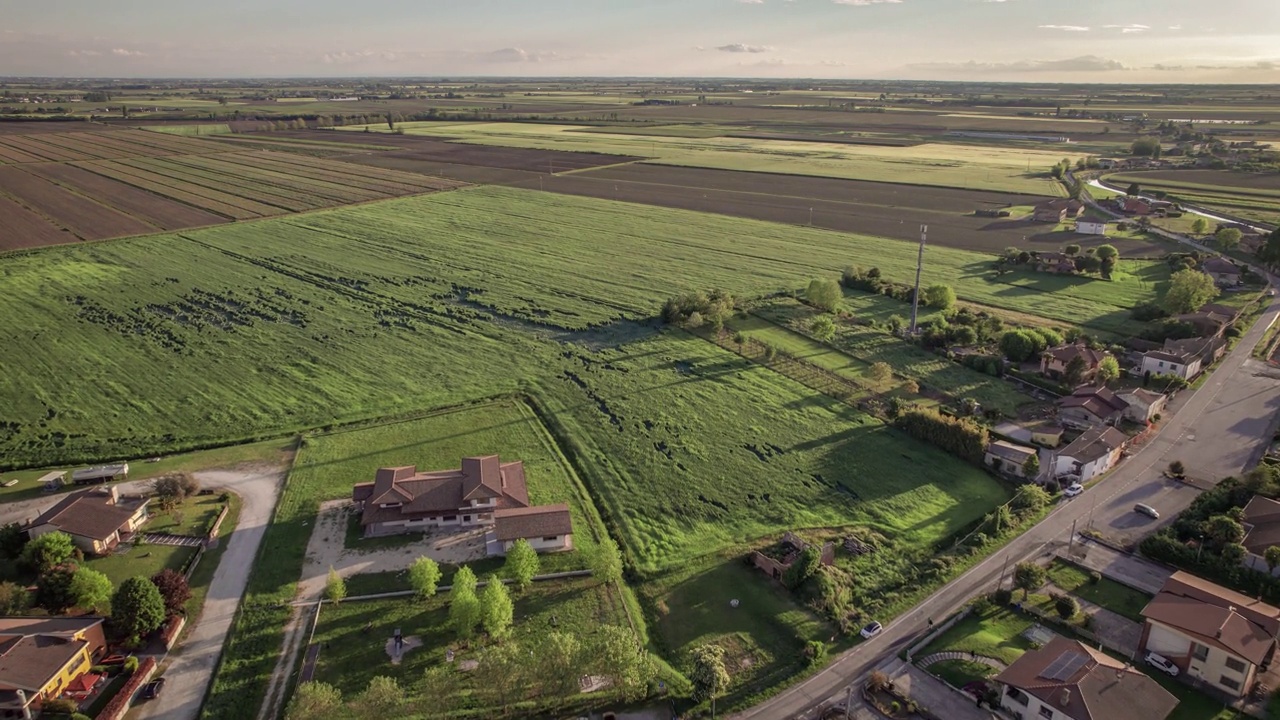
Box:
[1145,652,1179,677]
[1063,483,1084,498]
[860,621,883,639]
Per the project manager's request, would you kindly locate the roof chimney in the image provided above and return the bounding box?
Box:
[1059,688,1071,707]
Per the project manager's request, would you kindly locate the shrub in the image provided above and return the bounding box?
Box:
[1089,571,1102,585]
[1054,594,1080,620]
[804,640,827,666]
[124,655,139,674]
[43,698,78,714]
[994,588,1013,605]
[894,408,989,464]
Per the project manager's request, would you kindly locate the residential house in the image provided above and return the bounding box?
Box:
[1201,257,1242,288]
[1117,197,1153,216]
[985,440,1039,478]
[1052,425,1129,483]
[1058,386,1129,430]
[0,617,107,720]
[1030,422,1066,448]
[995,635,1178,720]
[1140,571,1280,698]
[1140,347,1203,382]
[1036,252,1077,274]
[1041,344,1108,383]
[1033,199,1085,223]
[1241,496,1280,575]
[1115,388,1168,423]
[1173,310,1232,338]
[69,464,128,486]
[351,455,573,555]
[24,486,150,555]
[1075,220,1108,236]
[1166,335,1228,366]
[1097,158,1121,169]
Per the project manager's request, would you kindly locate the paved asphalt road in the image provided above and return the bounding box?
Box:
[735,294,1280,720]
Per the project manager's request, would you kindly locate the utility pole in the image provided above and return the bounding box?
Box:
[1068,518,1077,556]
[909,225,926,335]
[845,683,855,720]
[996,553,1009,591]
[809,207,813,226]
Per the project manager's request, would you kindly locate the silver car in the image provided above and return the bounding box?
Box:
[1134,503,1160,519]
[1145,652,1179,677]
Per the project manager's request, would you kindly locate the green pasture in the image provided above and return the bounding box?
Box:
[140,123,232,136]
[338,121,1068,195]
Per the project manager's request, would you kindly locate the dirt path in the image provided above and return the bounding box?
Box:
[129,466,287,720]
[256,500,489,720]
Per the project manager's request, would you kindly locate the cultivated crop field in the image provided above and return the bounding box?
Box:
[0,130,463,248]
[1105,169,1280,226]
[339,122,1071,195]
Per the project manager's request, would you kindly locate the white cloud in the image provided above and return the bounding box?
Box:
[67,50,101,57]
[831,0,903,5]
[716,43,773,53]
[737,0,765,4]
[1103,24,1150,33]
[1038,25,1090,32]
[910,55,1126,73]
[110,48,145,57]
[1168,25,1183,30]
[483,47,566,63]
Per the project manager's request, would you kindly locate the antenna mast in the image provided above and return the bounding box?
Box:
[909,224,927,335]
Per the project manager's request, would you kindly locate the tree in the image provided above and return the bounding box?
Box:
[286,682,343,720]
[1014,485,1051,512]
[503,539,539,592]
[1126,182,1142,197]
[408,556,442,599]
[1191,217,1209,235]
[809,314,836,342]
[923,284,956,310]
[70,568,113,613]
[150,569,191,617]
[999,329,1046,363]
[1064,244,1081,257]
[782,547,821,590]
[1013,562,1047,600]
[1168,460,1186,478]
[1265,546,1280,576]
[1021,453,1041,480]
[587,535,624,584]
[354,676,402,719]
[151,473,199,509]
[0,522,27,560]
[1096,356,1120,385]
[1063,355,1089,387]
[806,278,843,312]
[1257,228,1280,273]
[473,642,531,715]
[0,581,28,615]
[112,576,166,637]
[1131,137,1161,157]
[585,625,653,702]
[449,570,482,640]
[690,643,731,708]
[36,564,79,614]
[1216,228,1243,251]
[480,575,514,639]
[325,566,346,605]
[1095,244,1119,262]
[1205,514,1245,549]
[536,632,584,706]
[1223,542,1247,565]
[1162,269,1219,314]
[417,667,458,717]
[22,531,74,574]
[1055,594,1080,620]
[868,361,893,386]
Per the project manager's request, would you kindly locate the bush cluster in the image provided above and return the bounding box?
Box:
[894,408,989,464]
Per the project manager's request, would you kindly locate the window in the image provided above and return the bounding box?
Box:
[1220,676,1241,691]
[543,536,559,542]
[1158,361,1165,368]
[1225,657,1247,673]
[1192,643,1209,661]
[1005,687,1028,705]
[1038,706,1055,720]
[443,515,456,522]
[463,515,471,522]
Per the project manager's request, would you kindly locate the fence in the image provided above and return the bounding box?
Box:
[206,503,230,541]
[96,656,157,720]
[181,543,207,581]
[906,607,971,662]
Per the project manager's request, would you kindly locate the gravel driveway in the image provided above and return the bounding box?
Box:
[130,466,286,720]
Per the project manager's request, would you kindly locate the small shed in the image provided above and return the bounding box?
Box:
[70,463,129,486]
[1030,423,1065,448]
[37,471,66,490]
[1075,220,1108,236]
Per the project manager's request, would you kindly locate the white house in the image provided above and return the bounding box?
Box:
[1052,426,1128,483]
[1141,348,1202,381]
[1075,220,1108,236]
[1115,388,1169,423]
[984,440,1038,478]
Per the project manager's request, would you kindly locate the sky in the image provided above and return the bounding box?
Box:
[1,0,1279,82]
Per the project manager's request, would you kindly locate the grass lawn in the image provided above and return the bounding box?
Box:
[1045,559,1153,622]
[85,540,196,588]
[146,494,230,537]
[929,658,998,688]
[309,577,627,716]
[921,604,1036,665]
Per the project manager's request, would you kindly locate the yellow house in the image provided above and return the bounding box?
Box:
[0,617,106,719]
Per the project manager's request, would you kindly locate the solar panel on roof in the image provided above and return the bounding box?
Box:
[1041,651,1088,682]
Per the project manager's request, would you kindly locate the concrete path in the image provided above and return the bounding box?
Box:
[130,467,287,720]
[1060,542,1171,596]
[915,651,1006,672]
[881,660,999,720]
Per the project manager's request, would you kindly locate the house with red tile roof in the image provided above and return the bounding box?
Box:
[24,486,150,555]
[352,456,572,555]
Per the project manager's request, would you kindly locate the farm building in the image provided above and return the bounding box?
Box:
[983,440,1038,478]
[1057,386,1128,430]
[1201,257,1242,288]
[1035,252,1076,274]
[69,464,128,485]
[351,455,573,553]
[24,485,150,555]
[1052,425,1129,483]
[996,635,1178,720]
[1040,343,1108,382]
[1140,572,1280,698]
[1074,220,1108,235]
[1033,198,1084,223]
[1115,388,1168,423]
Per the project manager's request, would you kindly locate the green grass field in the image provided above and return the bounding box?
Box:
[1044,559,1152,623]
[339,121,1068,195]
[0,187,1163,468]
[141,124,232,136]
[1104,172,1280,226]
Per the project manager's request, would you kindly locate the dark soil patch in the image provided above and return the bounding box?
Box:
[337,138,640,174]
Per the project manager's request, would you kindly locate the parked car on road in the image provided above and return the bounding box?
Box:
[1063,483,1084,498]
[142,678,166,700]
[1134,503,1160,519]
[1145,652,1179,677]
[860,621,883,639]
